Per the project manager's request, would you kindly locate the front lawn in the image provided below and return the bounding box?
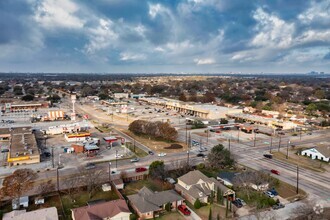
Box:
[156,211,185,220]
[122,178,173,196]
[186,202,233,220]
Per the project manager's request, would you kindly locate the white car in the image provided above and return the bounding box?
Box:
[115,154,123,158]
[264,191,274,198]
[158,153,167,157]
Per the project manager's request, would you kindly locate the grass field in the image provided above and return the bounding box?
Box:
[122,179,173,196]
[156,211,185,220]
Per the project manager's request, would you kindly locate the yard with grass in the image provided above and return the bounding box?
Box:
[119,128,187,153]
[126,142,148,157]
[272,151,328,173]
[156,211,185,220]
[122,178,173,196]
[186,202,233,220]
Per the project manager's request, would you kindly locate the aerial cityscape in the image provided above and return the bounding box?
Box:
[0,1,329,220]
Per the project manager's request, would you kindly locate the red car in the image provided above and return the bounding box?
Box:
[135,167,147,173]
[178,205,191,216]
[271,169,280,175]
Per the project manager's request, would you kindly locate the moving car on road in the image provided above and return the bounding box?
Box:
[263,154,273,159]
[271,169,280,175]
[115,154,123,158]
[158,152,167,157]
[196,153,205,157]
[178,205,191,216]
[130,158,140,163]
[135,167,147,173]
[148,151,154,155]
[85,163,96,170]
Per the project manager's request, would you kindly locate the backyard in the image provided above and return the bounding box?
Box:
[122,178,173,196]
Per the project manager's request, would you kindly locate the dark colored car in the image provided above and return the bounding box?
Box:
[272,203,285,210]
[232,200,243,208]
[269,188,278,196]
[1,149,9,153]
[263,154,273,159]
[85,163,96,170]
[135,167,147,173]
[271,169,280,175]
[178,205,191,215]
[148,151,154,155]
[43,152,51,157]
[196,153,205,157]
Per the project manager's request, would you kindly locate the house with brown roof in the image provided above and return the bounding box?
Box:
[127,187,183,219]
[3,207,58,220]
[301,146,330,162]
[71,199,131,220]
[175,170,235,204]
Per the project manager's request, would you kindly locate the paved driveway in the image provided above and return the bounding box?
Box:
[181,206,201,220]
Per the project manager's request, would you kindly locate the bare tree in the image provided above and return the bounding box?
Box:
[38,180,55,196]
[79,167,106,199]
[62,174,83,202]
[0,169,36,201]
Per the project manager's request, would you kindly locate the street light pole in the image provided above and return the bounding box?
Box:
[187,150,190,166]
[253,131,256,147]
[206,129,209,143]
[116,150,118,168]
[237,128,240,143]
[185,124,188,145]
[228,138,231,152]
[51,146,54,168]
[286,140,290,159]
[270,136,273,153]
[108,162,111,183]
[56,168,59,191]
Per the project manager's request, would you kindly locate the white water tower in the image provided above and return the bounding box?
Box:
[71,93,76,121]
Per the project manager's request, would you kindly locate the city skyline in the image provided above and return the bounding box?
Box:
[0,0,330,73]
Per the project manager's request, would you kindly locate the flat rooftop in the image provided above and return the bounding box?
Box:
[9,127,39,158]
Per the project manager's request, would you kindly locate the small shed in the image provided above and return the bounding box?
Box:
[12,196,29,210]
[113,179,124,190]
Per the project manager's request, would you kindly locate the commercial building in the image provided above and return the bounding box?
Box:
[227,113,297,130]
[1,102,49,113]
[0,127,40,166]
[301,147,330,162]
[113,93,129,99]
[140,97,242,119]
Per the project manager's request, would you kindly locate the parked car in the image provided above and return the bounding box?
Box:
[278,131,285,135]
[178,205,191,216]
[165,177,176,184]
[85,163,96,170]
[130,158,140,163]
[264,191,274,198]
[158,153,167,157]
[236,198,246,206]
[263,154,273,159]
[269,188,278,196]
[1,149,9,153]
[271,169,280,175]
[272,203,285,210]
[232,200,243,208]
[115,154,123,158]
[148,151,154,155]
[135,167,147,173]
[43,152,51,157]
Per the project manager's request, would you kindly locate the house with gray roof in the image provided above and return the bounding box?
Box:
[175,170,235,204]
[127,187,183,219]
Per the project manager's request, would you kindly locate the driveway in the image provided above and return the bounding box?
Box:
[183,206,201,220]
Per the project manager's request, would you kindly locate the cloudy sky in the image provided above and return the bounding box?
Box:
[0,0,330,73]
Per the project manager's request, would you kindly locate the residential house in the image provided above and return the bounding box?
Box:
[175,170,235,204]
[217,172,240,187]
[301,146,330,162]
[127,187,183,219]
[12,196,29,210]
[71,199,131,220]
[3,207,58,220]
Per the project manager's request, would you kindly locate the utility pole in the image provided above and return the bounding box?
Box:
[51,146,55,168]
[187,150,190,166]
[108,162,111,183]
[237,128,240,143]
[185,124,188,145]
[299,129,302,140]
[133,138,136,153]
[270,136,273,153]
[228,138,231,152]
[253,131,256,147]
[206,129,209,143]
[296,165,299,194]
[278,135,281,152]
[56,168,59,191]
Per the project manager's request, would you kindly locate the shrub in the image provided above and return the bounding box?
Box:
[164,144,183,149]
[194,198,201,209]
[130,214,137,220]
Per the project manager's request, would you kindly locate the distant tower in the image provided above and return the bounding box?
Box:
[71,93,76,121]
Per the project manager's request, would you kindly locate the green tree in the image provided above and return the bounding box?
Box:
[217,187,224,205]
[209,190,214,204]
[208,144,234,169]
[208,207,212,220]
[98,93,109,100]
[179,93,187,101]
[149,160,166,180]
[165,202,171,211]
[306,103,317,114]
[191,120,206,129]
[194,198,201,209]
[220,118,228,124]
[21,94,34,101]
